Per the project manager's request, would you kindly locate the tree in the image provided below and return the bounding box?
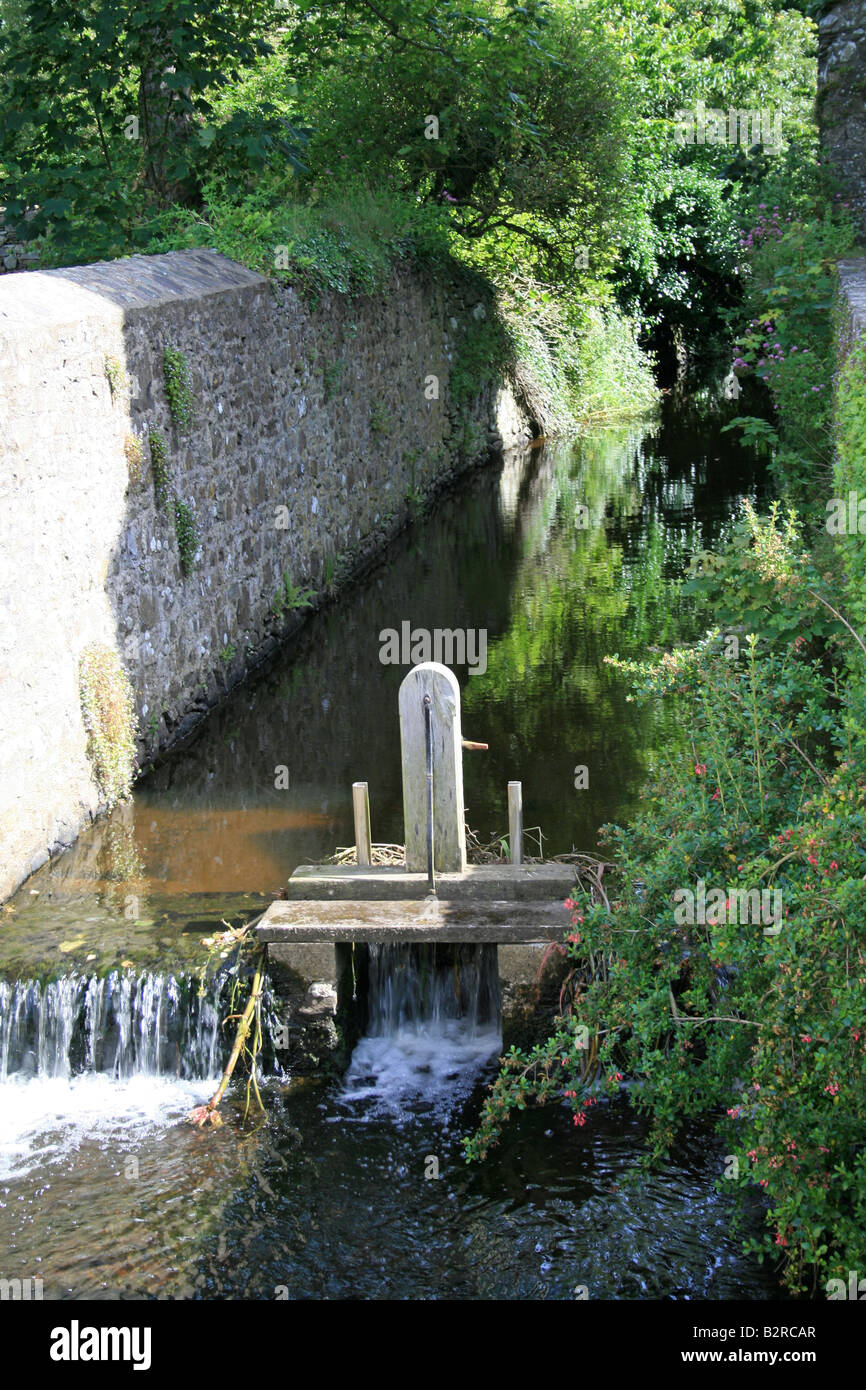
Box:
[0,0,305,260]
[287,0,630,283]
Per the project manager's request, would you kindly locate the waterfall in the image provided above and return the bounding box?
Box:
[340,943,502,1116]
[0,969,238,1082]
[0,966,284,1182]
[366,942,501,1035]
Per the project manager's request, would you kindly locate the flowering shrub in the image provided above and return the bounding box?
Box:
[464,507,866,1296]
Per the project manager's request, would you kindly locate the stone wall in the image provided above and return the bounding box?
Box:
[0,249,532,903]
[819,2,866,238]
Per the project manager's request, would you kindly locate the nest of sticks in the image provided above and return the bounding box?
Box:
[320,825,610,902]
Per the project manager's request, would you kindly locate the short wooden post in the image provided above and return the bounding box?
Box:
[508,780,523,865]
[352,781,372,866]
[399,663,467,873]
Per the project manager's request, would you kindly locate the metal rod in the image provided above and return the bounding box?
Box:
[508,780,523,865]
[423,694,436,895]
[352,781,372,866]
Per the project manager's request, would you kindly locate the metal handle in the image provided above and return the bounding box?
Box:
[423,694,436,895]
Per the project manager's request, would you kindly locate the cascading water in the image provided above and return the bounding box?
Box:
[0,968,277,1182]
[340,943,502,1119]
[0,970,227,1082]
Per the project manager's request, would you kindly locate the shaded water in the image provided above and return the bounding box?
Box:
[0,400,782,1299]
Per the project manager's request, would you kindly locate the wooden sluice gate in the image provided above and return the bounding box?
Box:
[256,663,574,1068]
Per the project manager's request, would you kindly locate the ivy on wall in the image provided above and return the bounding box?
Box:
[163,345,195,433]
[173,497,199,576]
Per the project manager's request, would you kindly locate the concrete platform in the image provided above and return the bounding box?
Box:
[257,848,577,1069]
[283,861,576,902]
[257,896,569,943]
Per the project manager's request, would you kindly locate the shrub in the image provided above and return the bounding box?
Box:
[465,504,866,1296]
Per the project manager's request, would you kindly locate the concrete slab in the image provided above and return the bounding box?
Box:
[286,862,576,902]
[257,897,569,943]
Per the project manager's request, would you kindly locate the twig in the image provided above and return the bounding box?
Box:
[188,955,265,1127]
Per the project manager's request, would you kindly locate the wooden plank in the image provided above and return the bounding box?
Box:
[286,862,577,902]
[352,782,372,866]
[257,897,569,943]
[398,663,466,873]
[508,780,523,865]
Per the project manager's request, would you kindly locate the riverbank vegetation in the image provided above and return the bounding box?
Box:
[464,3,866,1297]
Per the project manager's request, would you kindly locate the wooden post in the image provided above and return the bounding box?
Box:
[352,781,372,866]
[399,663,466,873]
[508,781,523,865]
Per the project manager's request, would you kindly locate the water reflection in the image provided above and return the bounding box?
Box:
[1,399,768,976]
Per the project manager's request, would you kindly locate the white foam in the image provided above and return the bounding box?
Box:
[0,1072,218,1181]
[338,1019,501,1122]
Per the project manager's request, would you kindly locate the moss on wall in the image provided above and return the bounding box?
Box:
[78,643,139,805]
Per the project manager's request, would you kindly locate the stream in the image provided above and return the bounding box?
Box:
[0,396,784,1300]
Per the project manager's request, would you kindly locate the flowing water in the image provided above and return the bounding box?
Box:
[0,398,784,1299]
